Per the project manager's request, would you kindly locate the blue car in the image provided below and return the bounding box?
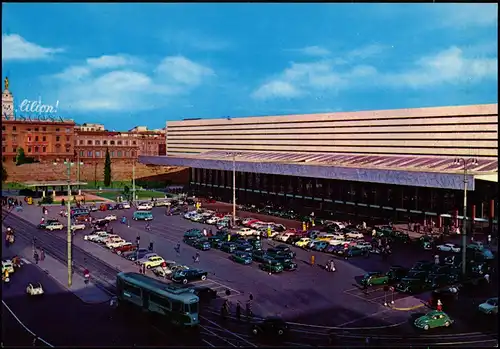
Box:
[313,241,329,251]
[195,239,211,251]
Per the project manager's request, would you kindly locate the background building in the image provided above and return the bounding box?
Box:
[141,104,498,230]
[75,123,105,132]
[2,78,76,163]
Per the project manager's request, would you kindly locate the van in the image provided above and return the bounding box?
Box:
[133,211,153,221]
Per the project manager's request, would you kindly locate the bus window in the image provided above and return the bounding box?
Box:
[150,294,171,309]
[171,300,183,313]
[123,283,141,297]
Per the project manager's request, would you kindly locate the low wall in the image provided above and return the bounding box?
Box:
[4,161,189,184]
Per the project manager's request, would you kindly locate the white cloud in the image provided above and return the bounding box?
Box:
[252,81,303,100]
[386,46,498,88]
[294,46,331,57]
[2,34,63,61]
[51,55,214,112]
[437,4,498,28]
[156,56,214,85]
[252,45,497,100]
[347,44,387,60]
[163,31,230,51]
[86,54,138,69]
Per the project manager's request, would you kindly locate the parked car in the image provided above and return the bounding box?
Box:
[140,255,165,269]
[478,297,498,315]
[113,243,137,255]
[171,269,208,284]
[259,259,284,273]
[137,202,153,210]
[70,223,87,231]
[220,242,237,253]
[104,214,118,222]
[230,251,253,265]
[123,248,150,261]
[360,271,389,286]
[194,239,211,251]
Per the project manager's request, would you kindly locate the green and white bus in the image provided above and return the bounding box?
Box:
[116,272,200,327]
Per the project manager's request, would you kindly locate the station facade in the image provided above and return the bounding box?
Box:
[141,103,498,231]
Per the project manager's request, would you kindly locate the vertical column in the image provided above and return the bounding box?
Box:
[471,204,476,233]
[489,199,495,235]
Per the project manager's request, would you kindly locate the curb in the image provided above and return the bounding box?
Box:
[389,303,425,311]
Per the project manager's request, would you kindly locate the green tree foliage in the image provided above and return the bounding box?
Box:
[15,147,39,166]
[123,185,131,201]
[104,148,112,187]
[15,147,26,165]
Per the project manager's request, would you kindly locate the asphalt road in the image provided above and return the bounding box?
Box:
[3,204,498,347]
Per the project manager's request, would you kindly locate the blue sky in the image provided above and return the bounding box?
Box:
[2,3,498,130]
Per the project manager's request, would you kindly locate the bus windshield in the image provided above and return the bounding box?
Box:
[189,302,198,314]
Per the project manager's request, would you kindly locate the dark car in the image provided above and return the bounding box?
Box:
[114,204,124,210]
[37,219,59,229]
[429,274,459,289]
[252,317,289,339]
[273,244,296,256]
[106,203,115,210]
[194,239,211,251]
[405,270,428,282]
[246,237,262,250]
[252,249,271,263]
[267,248,294,260]
[236,242,253,252]
[220,242,237,253]
[410,260,435,273]
[208,236,225,248]
[88,205,98,212]
[387,266,409,283]
[286,236,302,245]
[431,286,460,307]
[396,278,428,294]
[427,265,455,280]
[123,248,150,261]
[192,286,217,303]
[183,236,200,246]
[280,260,298,271]
[325,244,344,254]
[171,269,208,284]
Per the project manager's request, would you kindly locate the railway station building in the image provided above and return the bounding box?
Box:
[140,103,498,232]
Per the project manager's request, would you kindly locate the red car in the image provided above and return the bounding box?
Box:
[244,219,260,227]
[113,243,136,255]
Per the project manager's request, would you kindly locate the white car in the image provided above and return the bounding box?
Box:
[191,214,204,222]
[46,222,64,231]
[84,231,108,242]
[106,238,128,249]
[137,202,153,210]
[328,239,348,246]
[70,223,87,231]
[437,243,461,253]
[236,227,258,236]
[249,221,264,229]
[102,234,122,244]
[345,230,364,239]
[2,260,15,274]
[327,222,346,232]
[206,216,220,224]
[154,200,169,207]
[122,202,131,209]
[184,211,197,219]
[26,283,44,296]
[136,253,159,265]
[104,214,117,221]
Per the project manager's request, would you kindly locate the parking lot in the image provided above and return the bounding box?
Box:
[9,200,496,331]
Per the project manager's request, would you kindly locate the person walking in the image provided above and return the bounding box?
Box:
[194,252,200,263]
[235,302,242,321]
[484,273,490,284]
[40,249,45,262]
[434,254,440,265]
[436,299,443,312]
[149,241,154,252]
[34,251,39,265]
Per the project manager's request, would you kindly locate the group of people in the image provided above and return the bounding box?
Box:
[221,294,254,321]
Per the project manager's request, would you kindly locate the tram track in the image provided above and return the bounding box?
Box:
[4,210,498,348]
[2,211,257,348]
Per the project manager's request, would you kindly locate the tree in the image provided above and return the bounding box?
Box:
[1,163,7,182]
[104,148,112,187]
[15,147,26,166]
[123,185,131,201]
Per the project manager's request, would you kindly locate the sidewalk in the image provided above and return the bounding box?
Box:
[2,225,111,305]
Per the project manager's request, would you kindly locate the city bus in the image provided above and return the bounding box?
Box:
[115,272,200,327]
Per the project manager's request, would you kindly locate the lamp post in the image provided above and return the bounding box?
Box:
[224,152,242,227]
[453,157,478,276]
[132,160,136,207]
[54,160,83,287]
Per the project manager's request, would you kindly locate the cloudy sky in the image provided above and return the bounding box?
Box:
[2,3,498,129]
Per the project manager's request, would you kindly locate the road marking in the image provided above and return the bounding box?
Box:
[342,289,384,306]
[21,258,31,265]
[335,308,392,327]
[192,279,242,298]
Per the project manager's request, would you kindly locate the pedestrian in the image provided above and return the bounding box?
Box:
[142,264,146,274]
[436,299,443,312]
[34,251,39,264]
[488,234,492,244]
[194,252,200,263]
[245,301,253,319]
[434,254,440,265]
[203,228,207,237]
[372,229,377,238]
[209,229,213,237]
[330,260,336,272]
[61,198,65,207]
[484,273,490,284]
[149,241,154,252]
[139,265,143,274]
[235,302,241,321]
[40,249,45,261]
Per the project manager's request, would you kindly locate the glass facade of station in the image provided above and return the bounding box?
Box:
[189,168,498,230]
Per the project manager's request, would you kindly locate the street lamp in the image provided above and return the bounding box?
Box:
[224,152,242,227]
[53,160,84,287]
[132,160,136,207]
[453,157,478,276]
